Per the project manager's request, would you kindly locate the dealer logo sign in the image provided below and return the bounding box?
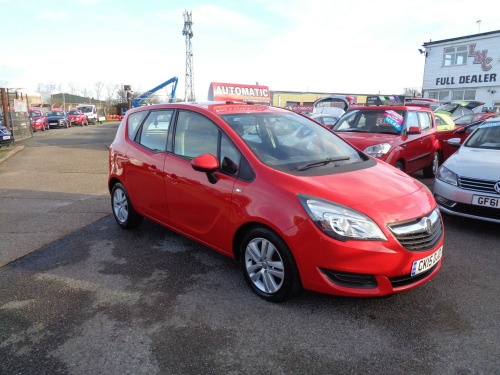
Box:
[494,182,500,194]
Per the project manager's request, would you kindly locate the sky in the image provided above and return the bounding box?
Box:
[2,0,500,101]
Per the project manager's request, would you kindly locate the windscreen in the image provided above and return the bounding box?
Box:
[465,122,500,150]
[220,112,364,172]
[333,109,403,135]
[78,107,92,113]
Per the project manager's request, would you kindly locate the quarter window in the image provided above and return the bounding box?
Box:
[127,111,148,139]
[136,110,173,152]
[220,133,241,176]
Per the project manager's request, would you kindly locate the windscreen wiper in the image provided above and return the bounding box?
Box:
[296,156,351,171]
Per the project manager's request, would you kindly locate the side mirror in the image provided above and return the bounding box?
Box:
[447,138,462,148]
[407,126,421,135]
[191,153,219,184]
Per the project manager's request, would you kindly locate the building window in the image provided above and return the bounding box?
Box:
[443,46,467,66]
[428,91,450,101]
[452,89,476,101]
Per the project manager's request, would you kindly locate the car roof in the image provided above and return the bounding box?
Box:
[126,102,287,116]
[347,105,431,112]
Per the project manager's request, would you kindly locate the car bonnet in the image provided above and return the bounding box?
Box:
[274,160,424,208]
[443,146,500,181]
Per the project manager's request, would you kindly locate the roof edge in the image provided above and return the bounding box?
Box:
[422,29,500,47]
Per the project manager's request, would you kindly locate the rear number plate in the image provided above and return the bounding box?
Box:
[472,195,500,209]
[411,246,442,276]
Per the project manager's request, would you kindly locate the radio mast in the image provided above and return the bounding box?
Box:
[182,11,195,101]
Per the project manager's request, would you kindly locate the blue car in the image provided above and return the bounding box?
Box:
[0,124,13,147]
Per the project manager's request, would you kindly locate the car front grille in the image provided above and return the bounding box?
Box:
[388,208,443,252]
[458,176,498,194]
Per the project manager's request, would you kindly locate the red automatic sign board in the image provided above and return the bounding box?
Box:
[208,82,270,103]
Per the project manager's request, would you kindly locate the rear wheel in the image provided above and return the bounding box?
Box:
[240,227,301,302]
[423,151,440,178]
[111,182,143,229]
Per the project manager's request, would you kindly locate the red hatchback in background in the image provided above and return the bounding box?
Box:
[332,105,441,177]
[66,110,88,126]
[29,110,49,131]
[108,84,443,302]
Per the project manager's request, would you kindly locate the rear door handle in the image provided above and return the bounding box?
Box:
[148,166,160,175]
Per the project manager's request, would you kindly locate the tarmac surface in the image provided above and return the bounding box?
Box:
[0,123,498,375]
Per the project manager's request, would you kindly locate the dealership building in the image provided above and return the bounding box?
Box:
[420,30,500,110]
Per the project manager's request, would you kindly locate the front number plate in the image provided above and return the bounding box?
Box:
[411,246,442,276]
[2,136,10,140]
[472,195,500,209]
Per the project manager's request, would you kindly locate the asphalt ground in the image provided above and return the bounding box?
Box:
[0,124,499,374]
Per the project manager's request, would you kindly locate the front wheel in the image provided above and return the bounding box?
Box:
[423,151,440,178]
[240,227,301,302]
[111,182,143,229]
[394,161,404,171]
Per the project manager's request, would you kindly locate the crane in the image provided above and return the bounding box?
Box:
[132,76,179,107]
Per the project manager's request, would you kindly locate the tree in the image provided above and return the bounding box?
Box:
[36,82,57,94]
[94,82,104,101]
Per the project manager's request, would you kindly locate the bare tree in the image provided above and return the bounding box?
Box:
[105,83,120,105]
[404,87,422,98]
[67,82,80,95]
[36,82,57,94]
[94,81,105,101]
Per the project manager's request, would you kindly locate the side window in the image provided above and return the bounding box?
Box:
[137,110,173,151]
[417,112,431,130]
[220,133,241,176]
[174,111,219,159]
[127,111,147,139]
[406,111,419,129]
[435,116,445,126]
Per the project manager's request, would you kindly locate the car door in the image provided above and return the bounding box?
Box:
[124,110,173,222]
[402,110,430,173]
[163,110,239,253]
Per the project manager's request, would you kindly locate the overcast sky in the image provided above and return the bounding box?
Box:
[2,0,500,100]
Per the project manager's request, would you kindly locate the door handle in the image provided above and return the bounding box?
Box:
[166,173,179,184]
[148,166,160,175]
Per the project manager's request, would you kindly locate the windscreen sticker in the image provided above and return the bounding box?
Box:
[479,121,500,129]
[384,110,403,131]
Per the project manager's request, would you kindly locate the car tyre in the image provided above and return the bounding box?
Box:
[394,161,404,171]
[111,182,143,229]
[423,151,440,178]
[240,227,301,302]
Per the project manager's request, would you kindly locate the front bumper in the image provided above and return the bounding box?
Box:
[0,136,14,146]
[434,178,500,223]
[284,213,444,297]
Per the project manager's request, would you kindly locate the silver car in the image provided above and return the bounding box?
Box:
[434,118,500,223]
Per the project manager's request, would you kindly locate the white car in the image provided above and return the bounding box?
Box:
[434,118,500,223]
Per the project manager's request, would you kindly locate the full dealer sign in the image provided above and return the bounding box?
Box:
[434,43,497,87]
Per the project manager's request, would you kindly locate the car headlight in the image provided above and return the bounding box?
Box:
[364,143,392,158]
[436,166,458,186]
[298,194,387,241]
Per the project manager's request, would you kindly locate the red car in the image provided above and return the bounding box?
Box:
[66,110,88,126]
[108,85,443,302]
[29,110,49,131]
[332,105,441,177]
